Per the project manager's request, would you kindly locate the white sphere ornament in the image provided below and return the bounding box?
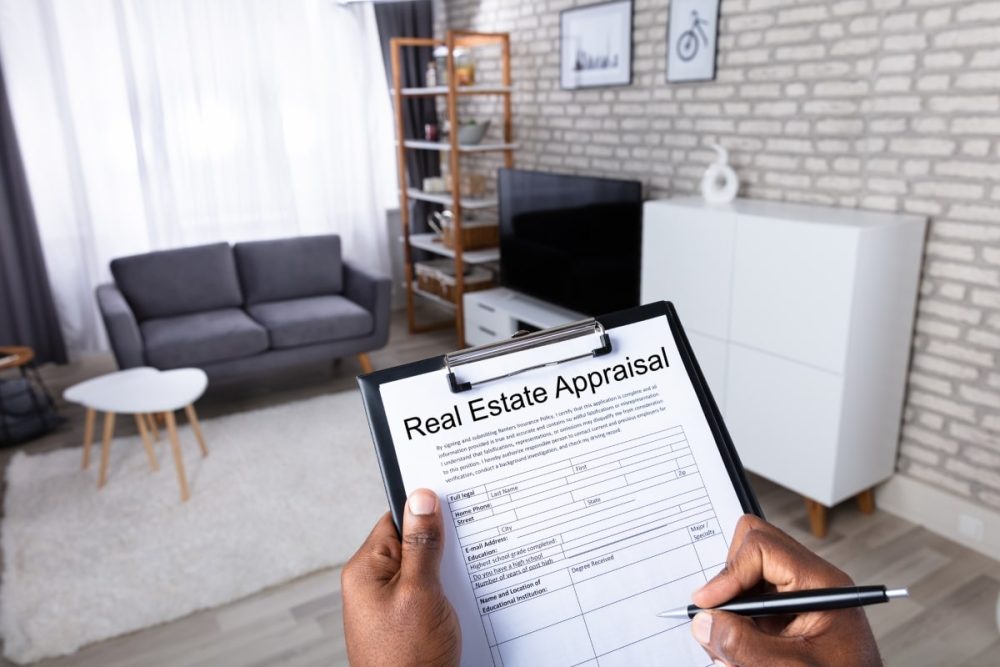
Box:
[701,144,740,205]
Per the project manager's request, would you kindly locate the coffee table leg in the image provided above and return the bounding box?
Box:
[135,413,159,471]
[98,412,116,488]
[82,408,96,470]
[184,404,209,457]
[145,413,160,441]
[164,411,191,502]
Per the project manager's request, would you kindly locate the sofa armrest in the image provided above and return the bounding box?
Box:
[96,283,145,369]
[343,262,391,348]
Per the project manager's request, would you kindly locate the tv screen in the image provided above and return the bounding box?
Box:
[498,168,643,316]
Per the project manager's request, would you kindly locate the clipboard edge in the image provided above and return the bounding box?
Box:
[357,355,446,535]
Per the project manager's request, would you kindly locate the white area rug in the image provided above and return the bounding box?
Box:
[1,391,387,664]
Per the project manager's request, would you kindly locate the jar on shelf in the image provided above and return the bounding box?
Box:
[455,48,475,86]
[433,46,476,87]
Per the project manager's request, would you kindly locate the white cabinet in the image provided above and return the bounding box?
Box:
[463,288,587,347]
[642,197,926,515]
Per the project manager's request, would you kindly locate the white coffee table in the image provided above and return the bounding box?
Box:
[64,367,209,501]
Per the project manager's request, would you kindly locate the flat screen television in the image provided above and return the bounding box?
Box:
[498,168,643,317]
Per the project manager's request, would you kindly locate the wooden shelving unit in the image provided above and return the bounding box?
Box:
[390,31,514,347]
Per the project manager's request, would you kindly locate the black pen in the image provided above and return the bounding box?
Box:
[657,585,910,619]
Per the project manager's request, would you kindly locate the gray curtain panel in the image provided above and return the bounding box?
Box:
[374,0,441,235]
[0,59,67,364]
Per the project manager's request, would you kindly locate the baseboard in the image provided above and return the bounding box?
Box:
[877,474,1000,560]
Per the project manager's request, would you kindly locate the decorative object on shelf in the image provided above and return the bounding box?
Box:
[560,0,633,89]
[424,61,437,87]
[430,211,499,251]
[667,0,720,82]
[415,260,494,302]
[455,48,476,85]
[458,119,491,145]
[444,172,488,197]
[700,144,739,204]
[422,176,447,193]
[433,46,476,86]
[424,122,439,142]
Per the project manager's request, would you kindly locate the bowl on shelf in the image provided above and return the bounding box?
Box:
[458,120,491,146]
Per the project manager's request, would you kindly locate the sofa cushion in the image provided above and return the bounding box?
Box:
[246,295,373,349]
[141,309,269,369]
[234,235,343,306]
[111,243,243,321]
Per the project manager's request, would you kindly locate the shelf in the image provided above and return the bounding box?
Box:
[408,233,500,264]
[406,188,497,209]
[397,85,512,97]
[403,140,519,153]
[410,282,457,309]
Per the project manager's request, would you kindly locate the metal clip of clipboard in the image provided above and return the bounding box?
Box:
[444,318,613,393]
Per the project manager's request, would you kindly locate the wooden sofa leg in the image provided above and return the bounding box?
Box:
[805,498,829,538]
[358,353,373,374]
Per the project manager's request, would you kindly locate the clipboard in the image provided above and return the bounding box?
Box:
[357,301,762,533]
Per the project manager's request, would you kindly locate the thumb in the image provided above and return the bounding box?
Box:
[692,612,805,667]
[399,488,445,586]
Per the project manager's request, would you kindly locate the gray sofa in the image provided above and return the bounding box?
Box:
[97,235,390,383]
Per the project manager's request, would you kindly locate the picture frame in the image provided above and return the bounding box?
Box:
[560,0,633,90]
[667,0,721,83]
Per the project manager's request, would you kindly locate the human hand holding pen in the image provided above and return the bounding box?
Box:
[689,515,883,667]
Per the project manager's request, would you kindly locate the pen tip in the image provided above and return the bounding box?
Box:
[656,608,690,619]
[886,588,910,600]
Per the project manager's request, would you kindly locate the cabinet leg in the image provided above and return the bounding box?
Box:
[805,498,829,538]
[856,488,876,515]
[357,353,373,374]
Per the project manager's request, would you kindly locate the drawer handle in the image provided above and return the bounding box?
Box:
[477,303,496,313]
[478,325,497,337]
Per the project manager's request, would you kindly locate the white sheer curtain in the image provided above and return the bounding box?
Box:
[0,0,398,355]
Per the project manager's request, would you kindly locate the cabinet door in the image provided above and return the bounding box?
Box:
[641,202,737,340]
[724,344,843,505]
[729,215,858,374]
[687,332,728,413]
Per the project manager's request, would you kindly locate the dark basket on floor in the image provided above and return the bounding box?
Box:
[0,377,60,446]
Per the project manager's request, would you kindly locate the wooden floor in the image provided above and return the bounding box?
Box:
[2,312,998,666]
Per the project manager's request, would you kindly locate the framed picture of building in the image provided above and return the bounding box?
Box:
[667,0,721,82]
[560,0,633,89]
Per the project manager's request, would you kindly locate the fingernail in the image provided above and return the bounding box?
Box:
[691,612,712,645]
[408,489,437,515]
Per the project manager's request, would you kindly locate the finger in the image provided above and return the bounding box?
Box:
[692,612,806,667]
[693,529,801,608]
[399,488,445,587]
[343,512,402,587]
[727,515,797,557]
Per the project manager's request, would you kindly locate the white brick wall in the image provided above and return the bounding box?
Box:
[437,0,1000,511]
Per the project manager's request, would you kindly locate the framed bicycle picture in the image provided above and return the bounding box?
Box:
[560,0,633,89]
[667,0,720,82]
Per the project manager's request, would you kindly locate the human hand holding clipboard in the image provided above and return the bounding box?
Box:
[342,488,461,667]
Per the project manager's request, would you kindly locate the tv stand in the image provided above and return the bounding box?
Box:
[462,288,586,347]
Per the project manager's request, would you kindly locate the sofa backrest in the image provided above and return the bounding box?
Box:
[111,243,244,321]
[234,235,343,305]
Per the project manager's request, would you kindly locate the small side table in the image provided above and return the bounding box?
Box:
[64,367,209,501]
[0,346,58,444]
